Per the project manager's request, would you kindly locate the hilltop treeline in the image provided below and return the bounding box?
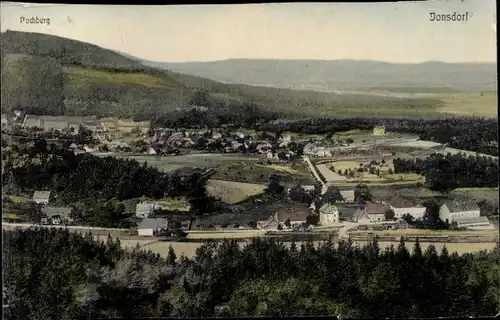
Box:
[3,228,499,319]
[392,153,499,191]
[2,145,208,203]
[258,117,498,156]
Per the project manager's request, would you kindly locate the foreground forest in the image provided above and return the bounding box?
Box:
[2,228,499,319]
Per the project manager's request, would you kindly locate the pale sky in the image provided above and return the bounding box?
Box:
[0,1,496,63]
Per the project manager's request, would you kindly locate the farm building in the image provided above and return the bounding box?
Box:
[319,203,340,226]
[137,218,169,236]
[353,203,390,224]
[41,206,73,225]
[439,199,490,227]
[257,204,311,230]
[372,126,386,136]
[135,202,158,219]
[32,190,52,204]
[22,115,97,132]
[386,195,426,220]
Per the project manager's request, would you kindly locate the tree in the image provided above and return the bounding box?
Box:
[265,174,285,197]
[289,185,306,203]
[354,184,372,203]
[323,186,343,204]
[401,213,414,225]
[384,209,396,221]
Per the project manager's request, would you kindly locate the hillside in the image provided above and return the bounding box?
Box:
[146,59,497,92]
[1,31,446,119]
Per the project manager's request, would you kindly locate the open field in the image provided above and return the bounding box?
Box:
[6,195,28,203]
[64,65,177,89]
[212,160,316,185]
[436,91,498,118]
[322,159,423,185]
[451,187,499,205]
[354,87,462,94]
[316,164,347,182]
[206,179,267,204]
[109,153,261,172]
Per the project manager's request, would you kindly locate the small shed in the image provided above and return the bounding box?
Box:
[33,190,51,205]
[137,218,169,236]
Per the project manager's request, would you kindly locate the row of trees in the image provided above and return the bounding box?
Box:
[3,228,499,319]
[392,153,499,191]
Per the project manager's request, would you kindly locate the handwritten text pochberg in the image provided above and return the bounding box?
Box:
[430,12,472,22]
[20,17,51,25]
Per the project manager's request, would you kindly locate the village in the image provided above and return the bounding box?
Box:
[2,112,496,243]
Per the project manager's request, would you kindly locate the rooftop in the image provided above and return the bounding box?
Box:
[137,218,168,230]
[387,195,421,208]
[33,190,51,200]
[443,198,480,213]
[365,203,389,214]
[42,206,72,218]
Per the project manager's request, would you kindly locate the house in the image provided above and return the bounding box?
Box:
[380,148,393,157]
[319,203,340,226]
[386,195,426,220]
[135,202,157,219]
[257,204,311,230]
[266,151,278,160]
[32,190,51,204]
[137,218,169,236]
[373,126,386,136]
[439,198,490,227]
[41,206,73,225]
[147,146,157,155]
[353,203,390,224]
[339,190,355,203]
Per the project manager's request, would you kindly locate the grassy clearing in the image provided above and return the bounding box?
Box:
[451,189,499,204]
[257,164,300,174]
[212,161,316,185]
[206,179,267,204]
[64,66,174,89]
[324,160,423,185]
[436,91,497,118]
[155,197,191,211]
[7,195,28,203]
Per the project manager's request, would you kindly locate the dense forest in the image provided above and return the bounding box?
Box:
[392,153,499,191]
[2,144,208,203]
[258,117,498,156]
[3,228,499,319]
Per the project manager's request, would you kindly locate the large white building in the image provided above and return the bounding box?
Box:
[319,203,340,226]
[386,195,426,220]
[439,199,490,227]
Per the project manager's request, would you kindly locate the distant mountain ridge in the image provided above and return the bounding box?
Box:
[142,58,497,92]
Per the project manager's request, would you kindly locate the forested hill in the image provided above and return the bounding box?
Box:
[0,31,444,119]
[146,59,497,92]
